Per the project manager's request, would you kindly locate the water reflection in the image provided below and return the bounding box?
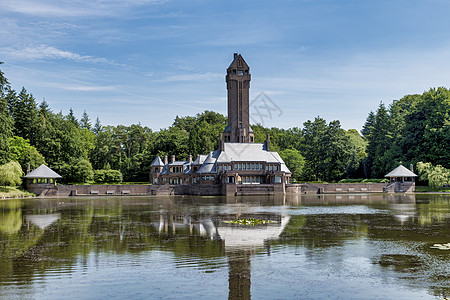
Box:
[0,193,449,299]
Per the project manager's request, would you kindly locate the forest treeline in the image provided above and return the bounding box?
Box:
[0,63,449,184]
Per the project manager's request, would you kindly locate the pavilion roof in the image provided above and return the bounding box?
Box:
[24,164,62,179]
[385,165,417,178]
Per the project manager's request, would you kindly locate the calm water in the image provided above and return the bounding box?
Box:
[1,194,449,299]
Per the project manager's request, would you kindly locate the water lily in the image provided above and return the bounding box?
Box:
[223,218,276,226]
[430,243,450,250]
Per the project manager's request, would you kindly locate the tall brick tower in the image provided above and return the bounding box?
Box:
[223,53,254,143]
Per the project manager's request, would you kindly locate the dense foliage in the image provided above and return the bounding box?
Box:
[1,65,449,184]
[416,162,450,188]
[0,161,23,187]
[362,88,450,178]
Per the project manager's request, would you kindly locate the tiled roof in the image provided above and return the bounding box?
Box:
[197,151,219,174]
[168,161,188,166]
[150,156,164,166]
[201,143,291,174]
[24,164,62,179]
[192,154,208,165]
[385,165,417,177]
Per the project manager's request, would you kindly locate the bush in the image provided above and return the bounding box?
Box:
[339,178,389,183]
[94,169,123,183]
[416,161,450,188]
[0,161,23,187]
[55,159,94,183]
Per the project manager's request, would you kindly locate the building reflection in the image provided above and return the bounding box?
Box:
[2,193,450,299]
[151,199,290,299]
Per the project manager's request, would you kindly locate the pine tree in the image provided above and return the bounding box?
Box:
[13,87,39,144]
[80,110,91,130]
[67,108,79,126]
[0,64,14,164]
[93,116,102,135]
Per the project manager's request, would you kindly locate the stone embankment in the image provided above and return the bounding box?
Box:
[27,182,390,197]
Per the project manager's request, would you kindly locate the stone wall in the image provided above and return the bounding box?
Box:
[235,184,275,196]
[27,182,391,197]
[312,183,387,193]
[65,184,152,196]
[383,182,415,193]
[27,184,72,197]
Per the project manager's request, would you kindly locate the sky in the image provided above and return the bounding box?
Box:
[2,0,450,132]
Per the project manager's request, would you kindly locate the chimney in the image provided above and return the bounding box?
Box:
[410,164,414,173]
[219,133,224,151]
[26,163,31,174]
[265,134,271,151]
[171,155,176,163]
[164,155,168,165]
[188,154,193,164]
[234,53,238,59]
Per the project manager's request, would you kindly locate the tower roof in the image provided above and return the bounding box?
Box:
[227,53,249,70]
[150,156,164,166]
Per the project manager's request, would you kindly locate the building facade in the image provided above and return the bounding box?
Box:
[150,54,291,194]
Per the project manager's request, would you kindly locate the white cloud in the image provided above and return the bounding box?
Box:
[57,84,117,92]
[160,72,223,82]
[1,45,115,64]
[0,0,168,17]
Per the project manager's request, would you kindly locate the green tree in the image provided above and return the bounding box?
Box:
[0,161,23,187]
[362,103,392,178]
[416,161,450,188]
[10,88,39,144]
[0,65,14,164]
[363,88,450,178]
[0,95,13,165]
[152,126,189,160]
[56,158,94,183]
[173,111,227,158]
[300,117,355,181]
[8,136,45,172]
[345,129,367,178]
[92,116,102,135]
[33,108,95,167]
[279,148,305,181]
[80,110,91,130]
[94,169,123,183]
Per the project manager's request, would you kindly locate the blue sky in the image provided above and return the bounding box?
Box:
[2,0,450,131]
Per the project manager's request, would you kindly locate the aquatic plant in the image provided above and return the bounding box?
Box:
[430,243,450,250]
[224,218,276,226]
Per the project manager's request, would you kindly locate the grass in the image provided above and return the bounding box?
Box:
[0,186,34,199]
[415,185,450,193]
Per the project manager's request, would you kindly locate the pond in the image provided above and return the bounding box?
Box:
[0,193,449,299]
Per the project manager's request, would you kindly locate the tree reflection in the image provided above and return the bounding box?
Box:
[0,194,449,299]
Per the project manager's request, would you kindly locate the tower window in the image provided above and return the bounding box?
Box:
[237,70,244,76]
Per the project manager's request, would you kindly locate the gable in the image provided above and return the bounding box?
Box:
[227,54,249,70]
